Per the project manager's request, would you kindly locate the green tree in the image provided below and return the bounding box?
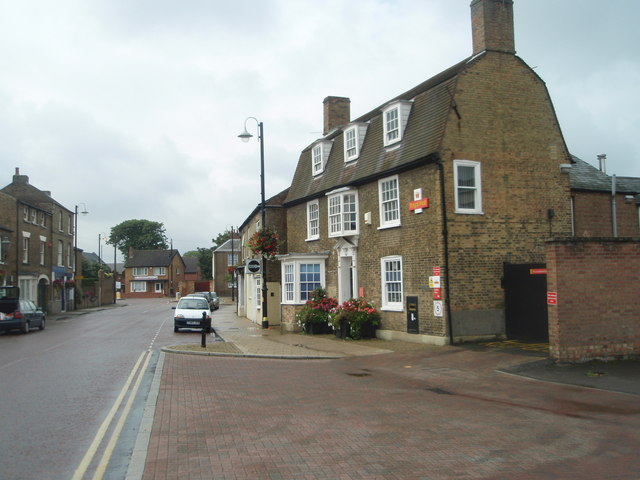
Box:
[212,231,231,249]
[108,219,168,260]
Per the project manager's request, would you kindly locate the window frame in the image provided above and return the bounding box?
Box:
[280,256,327,305]
[381,256,403,311]
[378,175,401,229]
[133,267,148,276]
[453,160,483,214]
[312,144,324,176]
[327,189,359,238]
[344,126,358,161]
[306,200,320,241]
[130,281,147,292]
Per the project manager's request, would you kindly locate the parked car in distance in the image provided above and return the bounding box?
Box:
[206,292,219,310]
[172,296,211,332]
[187,292,219,310]
[0,286,46,334]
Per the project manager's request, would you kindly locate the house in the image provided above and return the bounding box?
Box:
[278,0,576,343]
[236,189,288,326]
[183,255,210,294]
[123,249,185,298]
[1,168,80,313]
[212,236,240,298]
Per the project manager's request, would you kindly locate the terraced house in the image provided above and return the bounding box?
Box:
[278,0,576,342]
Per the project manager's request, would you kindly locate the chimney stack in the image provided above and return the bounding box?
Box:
[323,96,350,135]
[597,154,607,174]
[470,0,515,56]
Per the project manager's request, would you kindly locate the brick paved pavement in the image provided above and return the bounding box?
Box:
[130,305,640,480]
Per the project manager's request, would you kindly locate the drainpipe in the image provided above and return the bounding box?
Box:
[612,174,617,237]
[438,157,455,345]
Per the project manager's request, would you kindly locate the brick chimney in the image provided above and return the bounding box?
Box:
[323,96,350,135]
[12,167,29,185]
[470,0,515,56]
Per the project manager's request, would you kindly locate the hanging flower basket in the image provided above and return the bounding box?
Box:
[53,279,64,290]
[65,279,76,289]
[227,266,236,274]
[247,226,281,260]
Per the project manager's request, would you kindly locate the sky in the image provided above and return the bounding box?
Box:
[1,0,638,261]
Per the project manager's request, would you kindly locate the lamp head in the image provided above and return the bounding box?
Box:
[238,128,253,143]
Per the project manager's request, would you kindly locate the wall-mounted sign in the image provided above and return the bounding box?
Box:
[429,276,441,288]
[547,292,557,305]
[409,198,429,211]
[530,268,547,275]
[433,300,443,317]
[433,288,442,300]
[246,259,261,274]
[410,188,429,213]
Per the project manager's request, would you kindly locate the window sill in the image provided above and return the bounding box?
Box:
[381,306,403,312]
[377,223,401,231]
[305,237,319,242]
[454,210,484,215]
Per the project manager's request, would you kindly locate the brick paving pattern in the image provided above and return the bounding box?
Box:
[142,347,640,479]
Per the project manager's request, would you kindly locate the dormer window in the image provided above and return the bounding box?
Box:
[343,123,368,162]
[311,140,333,176]
[382,100,412,147]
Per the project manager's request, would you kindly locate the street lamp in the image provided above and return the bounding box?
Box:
[73,203,88,279]
[238,117,268,328]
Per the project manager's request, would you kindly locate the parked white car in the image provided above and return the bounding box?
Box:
[172,297,211,332]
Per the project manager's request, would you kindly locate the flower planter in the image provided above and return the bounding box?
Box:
[305,322,332,335]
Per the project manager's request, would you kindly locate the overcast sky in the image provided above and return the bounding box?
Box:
[1,0,638,260]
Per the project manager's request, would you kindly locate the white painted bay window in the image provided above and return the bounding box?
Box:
[327,189,358,237]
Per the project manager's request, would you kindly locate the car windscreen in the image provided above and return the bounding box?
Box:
[178,299,208,309]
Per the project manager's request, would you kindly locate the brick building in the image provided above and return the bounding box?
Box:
[236,189,288,326]
[279,0,576,341]
[1,169,79,313]
[212,236,240,298]
[123,249,185,299]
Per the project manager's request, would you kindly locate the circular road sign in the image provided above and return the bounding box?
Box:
[246,259,261,274]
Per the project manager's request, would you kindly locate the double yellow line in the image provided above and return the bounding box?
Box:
[72,350,152,480]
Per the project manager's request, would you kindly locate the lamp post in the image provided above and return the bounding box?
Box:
[238,117,268,328]
[73,204,88,280]
[73,204,88,310]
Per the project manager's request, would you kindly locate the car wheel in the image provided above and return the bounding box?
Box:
[39,317,46,330]
[22,321,30,334]
[174,326,179,333]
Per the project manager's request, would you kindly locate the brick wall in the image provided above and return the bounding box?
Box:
[546,238,640,362]
[573,191,640,237]
[440,51,573,336]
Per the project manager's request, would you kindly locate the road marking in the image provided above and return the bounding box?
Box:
[71,351,148,480]
[92,351,152,480]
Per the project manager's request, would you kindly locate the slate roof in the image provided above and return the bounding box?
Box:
[1,175,71,213]
[570,155,640,194]
[284,58,471,206]
[125,249,180,268]
[214,239,241,253]
[183,256,200,273]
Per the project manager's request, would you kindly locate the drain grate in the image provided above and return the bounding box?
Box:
[347,372,371,377]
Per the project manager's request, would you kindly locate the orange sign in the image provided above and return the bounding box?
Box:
[530,268,547,275]
[409,198,429,211]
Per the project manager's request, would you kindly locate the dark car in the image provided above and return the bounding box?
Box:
[189,292,219,310]
[0,286,46,334]
[207,292,220,310]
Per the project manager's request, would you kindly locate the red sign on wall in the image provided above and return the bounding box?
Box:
[547,292,558,305]
[409,198,429,211]
[433,266,441,276]
[433,288,442,300]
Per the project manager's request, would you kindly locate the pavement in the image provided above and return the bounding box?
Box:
[51,300,640,479]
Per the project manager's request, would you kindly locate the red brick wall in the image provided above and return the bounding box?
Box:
[546,238,640,362]
[573,191,640,238]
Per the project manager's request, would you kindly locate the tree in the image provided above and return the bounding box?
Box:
[212,231,231,249]
[108,219,168,260]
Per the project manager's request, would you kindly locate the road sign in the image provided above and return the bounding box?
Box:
[433,300,443,317]
[246,259,261,274]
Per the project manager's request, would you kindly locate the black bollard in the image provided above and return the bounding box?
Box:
[201,311,209,348]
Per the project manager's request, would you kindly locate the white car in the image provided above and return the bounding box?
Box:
[172,296,211,332]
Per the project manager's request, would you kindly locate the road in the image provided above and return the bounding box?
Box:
[0,298,186,480]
